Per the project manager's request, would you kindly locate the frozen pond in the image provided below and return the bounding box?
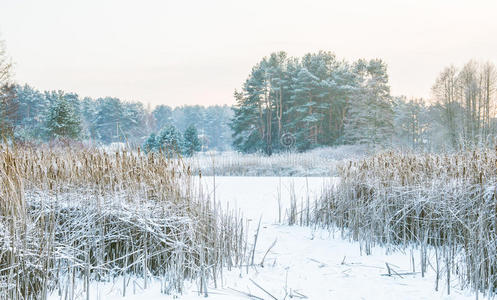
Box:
[198,176,337,223]
[49,176,480,300]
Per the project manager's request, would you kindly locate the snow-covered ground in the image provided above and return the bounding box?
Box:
[49,177,481,300]
[198,176,334,223]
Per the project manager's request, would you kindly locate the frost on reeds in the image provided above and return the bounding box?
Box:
[186,145,366,177]
[0,144,247,299]
[299,150,497,297]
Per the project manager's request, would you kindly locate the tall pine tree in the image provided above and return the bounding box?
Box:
[46,94,81,139]
[182,124,201,156]
[157,124,182,155]
[344,59,393,146]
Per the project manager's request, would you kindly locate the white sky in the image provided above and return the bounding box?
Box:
[1,0,496,107]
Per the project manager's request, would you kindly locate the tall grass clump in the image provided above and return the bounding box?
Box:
[0,144,248,299]
[187,145,366,177]
[300,150,497,297]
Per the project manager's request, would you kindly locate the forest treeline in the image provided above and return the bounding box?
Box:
[1,36,497,154]
[231,51,497,154]
[0,85,233,150]
[0,38,232,151]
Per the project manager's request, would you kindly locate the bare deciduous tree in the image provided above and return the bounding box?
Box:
[0,37,12,86]
[432,65,459,148]
[432,61,497,148]
[481,62,497,140]
[0,37,15,136]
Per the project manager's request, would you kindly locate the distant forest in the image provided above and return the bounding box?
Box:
[2,37,497,154]
[231,51,497,154]
[0,83,233,151]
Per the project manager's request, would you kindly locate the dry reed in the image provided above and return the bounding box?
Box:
[0,144,248,299]
[295,150,497,298]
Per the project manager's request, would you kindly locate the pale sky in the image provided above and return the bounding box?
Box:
[1,0,496,107]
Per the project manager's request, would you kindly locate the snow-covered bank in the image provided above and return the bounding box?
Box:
[49,176,481,299]
[186,146,367,177]
[49,225,478,300]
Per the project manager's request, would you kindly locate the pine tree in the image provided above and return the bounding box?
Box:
[46,94,81,139]
[157,124,182,155]
[344,59,393,146]
[231,51,360,153]
[231,52,289,155]
[143,132,158,152]
[204,105,233,150]
[152,105,173,132]
[231,89,264,153]
[287,67,322,151]
[394,97,430,149]
[80,97,99,140]
[16,85,49,130]
[172,105,204,133]
[95,97,123,144]
[182,124,201,156]
[122,102,148,144]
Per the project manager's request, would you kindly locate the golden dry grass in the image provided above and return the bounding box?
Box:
[0,144,248,299]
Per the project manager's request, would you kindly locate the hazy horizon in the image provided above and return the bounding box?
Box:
[1,0,496,107]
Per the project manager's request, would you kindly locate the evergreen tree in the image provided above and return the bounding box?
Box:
[232,51,358,153]
[7,84,52,140]
[46,94,81,139]
[157,124,182,155]
[182,124,201,156]
[172,105,204,133]
[143,132,158,152]
[15,85,49,129]
[204,105,233,150]
[122,102,148,144]
[231,89,264,153]
[95,97,123,144]
[344,59,393,146]
[231,52,289,155]
[394,97,430,149]
[287,67,322,151]
[80,97,98,140]
[152,105,173,132]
